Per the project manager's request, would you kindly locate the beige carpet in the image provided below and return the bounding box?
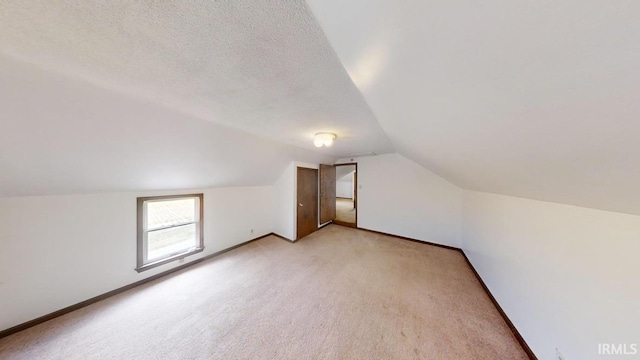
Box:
[336,198,356,224]
[0,225,528,359]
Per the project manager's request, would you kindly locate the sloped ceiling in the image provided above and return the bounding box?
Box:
[0,56,333,196]
[336,165,356,181]
[308,0,640,215]
[0,0,393,160]
[0,0,396,196]
[3,1,640,215]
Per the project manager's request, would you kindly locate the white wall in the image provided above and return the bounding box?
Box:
[336,165,355,199]
[462,191,640,360]
[273,163,296,241]
[338,153,462,248]
[336,181,352,199]
[8,150,636,360]
[271,161,323,241]
[336,177,353,199]
[0,186,274,331]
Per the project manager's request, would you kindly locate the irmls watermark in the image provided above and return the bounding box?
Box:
[598,343,638,355]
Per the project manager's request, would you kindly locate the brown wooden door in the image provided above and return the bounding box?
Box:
[297,167,318,240]
[319,164,336,224]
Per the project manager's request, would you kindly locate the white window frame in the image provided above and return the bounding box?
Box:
[136,193,204,272]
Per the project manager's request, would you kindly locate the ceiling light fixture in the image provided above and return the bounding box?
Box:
[314,132,337,147]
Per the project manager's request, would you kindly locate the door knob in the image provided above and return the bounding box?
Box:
[299,203,304,207]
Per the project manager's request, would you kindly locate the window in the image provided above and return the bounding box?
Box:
[136,194,204,272]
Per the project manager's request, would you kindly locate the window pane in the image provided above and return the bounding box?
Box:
[147,223,197,261]
[147,198,196,230]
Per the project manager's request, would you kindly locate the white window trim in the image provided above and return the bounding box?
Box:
[136,194,204,273]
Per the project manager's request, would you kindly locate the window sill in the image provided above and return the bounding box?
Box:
[135,247,204,273]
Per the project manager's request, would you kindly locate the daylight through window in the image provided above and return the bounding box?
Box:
[136,194,204,272]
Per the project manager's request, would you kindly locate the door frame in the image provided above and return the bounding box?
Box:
[333,162,358,228]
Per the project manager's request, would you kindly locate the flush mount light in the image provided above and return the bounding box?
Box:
[314,132,337,147]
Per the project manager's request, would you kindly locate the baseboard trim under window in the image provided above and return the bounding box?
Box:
[135,247,204,273]
[0,227,538,359]
[0,232,275,340]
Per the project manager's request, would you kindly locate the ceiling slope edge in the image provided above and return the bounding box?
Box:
[0,56,336,197]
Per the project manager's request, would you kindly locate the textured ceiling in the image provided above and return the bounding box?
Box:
[5,0,640,214]
[308,0,640,215]
[0,0,393,158]
[0,56,333,196]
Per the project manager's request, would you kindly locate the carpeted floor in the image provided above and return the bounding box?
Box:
[336,198,356,224]
[0,225,528,359]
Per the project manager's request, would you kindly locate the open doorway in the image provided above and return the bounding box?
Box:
[333,163,357,227]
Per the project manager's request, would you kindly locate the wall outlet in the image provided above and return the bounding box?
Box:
[556,348,566,360]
